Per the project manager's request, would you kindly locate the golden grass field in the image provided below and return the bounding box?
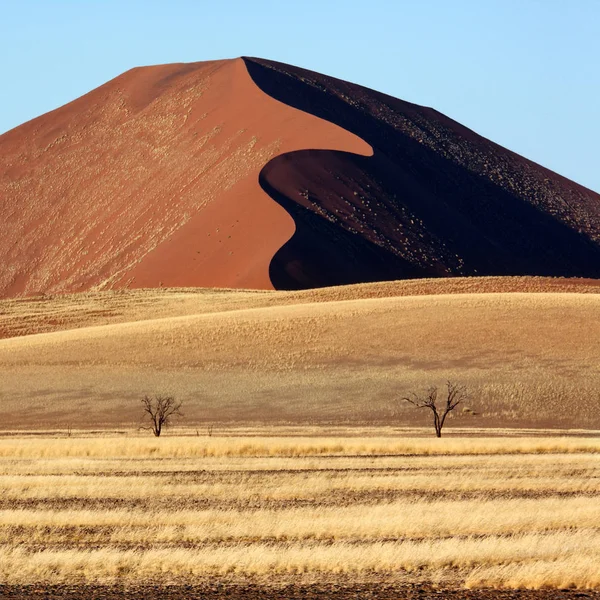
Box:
[1,277,600,594]
[1,277,600,430]
[0,430,599,589]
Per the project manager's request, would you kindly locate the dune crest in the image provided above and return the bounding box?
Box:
[244,57,600,289]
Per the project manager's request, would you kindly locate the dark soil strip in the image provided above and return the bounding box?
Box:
[2,490,598,511]
[68,466,600,478]
[1,584,598,599]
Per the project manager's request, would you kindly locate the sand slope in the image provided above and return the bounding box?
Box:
[2,57,600,296]
[245,58,600,288]
[0,278,599,429]
[0,59,368,297]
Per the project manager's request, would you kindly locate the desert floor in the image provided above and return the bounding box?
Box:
[2,277,599,597]
[1,277,600,430]
[0,428,599,598]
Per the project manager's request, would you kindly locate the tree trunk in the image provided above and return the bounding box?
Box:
[433,411,442,438]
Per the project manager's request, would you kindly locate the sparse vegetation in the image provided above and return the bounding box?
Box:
[2,281,600,431]
[403,381,467,437]
[1,280,599,592]
[140,395,182,437]
[0,430,598,589]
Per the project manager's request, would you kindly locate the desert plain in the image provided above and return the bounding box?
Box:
[0,277,599,598]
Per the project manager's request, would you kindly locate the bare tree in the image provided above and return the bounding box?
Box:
[141,395,183,437]
[403,381,467,437]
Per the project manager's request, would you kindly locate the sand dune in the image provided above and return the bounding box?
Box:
[0,59,368,296]
[2,57,600,296]
[1,278,598,429]
[245,57,600,288]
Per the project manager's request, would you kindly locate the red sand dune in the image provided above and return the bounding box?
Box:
[0,59,369,297]
[1,57,600,296]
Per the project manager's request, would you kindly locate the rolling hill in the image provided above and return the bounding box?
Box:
[1,277,599,430]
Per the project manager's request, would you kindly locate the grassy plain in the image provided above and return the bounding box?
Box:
[1,277,600,430]
[0,430,599,590]
[1,277,599,595]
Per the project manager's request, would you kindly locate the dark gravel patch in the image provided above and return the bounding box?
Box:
[1,584,599,599]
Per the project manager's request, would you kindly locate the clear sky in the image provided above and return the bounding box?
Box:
[1,0,599,192]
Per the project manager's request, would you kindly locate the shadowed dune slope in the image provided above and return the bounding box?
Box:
[0,277,599,429]
[0,59,369,298]
[243,58,600,289]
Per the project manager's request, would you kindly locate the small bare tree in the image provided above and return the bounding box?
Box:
[403,381,466,437]
[141,395,183,437]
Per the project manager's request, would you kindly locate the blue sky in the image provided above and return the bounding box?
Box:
[1,0,599,192]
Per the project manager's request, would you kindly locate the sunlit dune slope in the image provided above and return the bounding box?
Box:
[0,277,599,429]
[0,58,368,297]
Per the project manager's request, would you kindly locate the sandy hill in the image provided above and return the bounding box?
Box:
[1,58,600,297]
[1,277,599,430]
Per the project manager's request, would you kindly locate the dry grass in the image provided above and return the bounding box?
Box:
[0,431,598,588]
[1,532,600,587]
[2,496,599,543]
[1,468,598,503]
[1,280,600,429]
[1,279,599,588]
[1,277,598,340]
[1,435,599,458]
